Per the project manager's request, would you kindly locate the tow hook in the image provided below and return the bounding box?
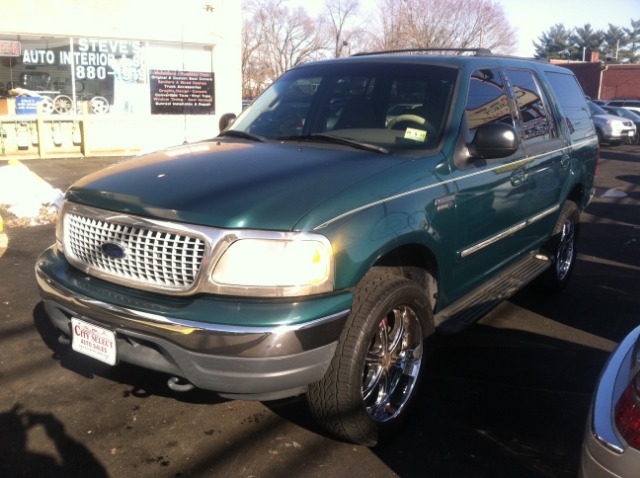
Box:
[167,376,195,392]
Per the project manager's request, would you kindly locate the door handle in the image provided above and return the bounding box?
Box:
[510,168,527,186]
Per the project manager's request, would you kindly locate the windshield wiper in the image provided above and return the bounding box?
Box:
[277,133,390,155]
[218,129,265,142]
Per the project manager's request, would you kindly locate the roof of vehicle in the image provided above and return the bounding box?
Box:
[296,48,570,74]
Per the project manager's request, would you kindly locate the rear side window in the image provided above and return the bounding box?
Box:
[545,71,594,141]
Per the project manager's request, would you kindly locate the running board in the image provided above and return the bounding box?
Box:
[435,251,552,334]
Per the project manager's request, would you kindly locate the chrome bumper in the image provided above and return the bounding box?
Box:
[36,246,351,400]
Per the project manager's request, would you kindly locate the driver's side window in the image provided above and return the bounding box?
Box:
[464,68,516,142]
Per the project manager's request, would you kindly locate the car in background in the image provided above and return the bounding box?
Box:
[603,106,640,144]
[605,99,640,115]
[580,325,640,477]
[588,101,637,145]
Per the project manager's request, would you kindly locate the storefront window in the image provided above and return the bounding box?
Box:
[0,35,214,117]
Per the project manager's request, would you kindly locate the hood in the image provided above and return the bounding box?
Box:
[66,139,412,231]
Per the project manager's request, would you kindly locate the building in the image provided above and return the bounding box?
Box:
[0,0,242,159]
[551,56,640,101]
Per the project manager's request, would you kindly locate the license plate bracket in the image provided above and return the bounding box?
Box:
[71,318,117,365]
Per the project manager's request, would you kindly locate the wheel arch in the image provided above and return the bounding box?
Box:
[368,243,440,313]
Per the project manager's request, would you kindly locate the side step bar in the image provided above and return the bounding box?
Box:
[435,251,552,334]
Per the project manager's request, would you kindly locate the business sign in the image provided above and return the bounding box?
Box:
[20,38,145,82]
[0,40,21,57]
[149,70,215,115]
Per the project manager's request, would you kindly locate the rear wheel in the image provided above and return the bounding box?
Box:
[538,201,580,292]
[307,269,433,446]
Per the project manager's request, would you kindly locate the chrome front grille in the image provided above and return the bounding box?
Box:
[64,211,206,292]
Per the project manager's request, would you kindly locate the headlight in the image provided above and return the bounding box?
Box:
[212,236,334,296]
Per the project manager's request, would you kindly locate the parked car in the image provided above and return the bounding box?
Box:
[603,106,640,144]
[35,49,599,446]
[580,325,640,477]
[605,99,640,115]
[588,101,637,145]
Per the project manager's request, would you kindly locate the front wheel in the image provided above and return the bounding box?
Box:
[307,270,433,446]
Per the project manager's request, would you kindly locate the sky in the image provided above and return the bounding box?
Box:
[290,0,640,57]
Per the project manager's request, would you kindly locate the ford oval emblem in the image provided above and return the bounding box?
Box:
[101,242,127,259]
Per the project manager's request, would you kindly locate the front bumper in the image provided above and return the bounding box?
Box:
[36,246,352,400]
[601,127,636,143]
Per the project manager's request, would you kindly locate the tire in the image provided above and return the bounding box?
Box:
[538,201,580,292]
[306,269,434,446]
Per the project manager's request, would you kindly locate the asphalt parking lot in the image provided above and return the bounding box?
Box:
[0,144,639,477]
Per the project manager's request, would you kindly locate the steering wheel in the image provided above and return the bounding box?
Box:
[386,113,427,130]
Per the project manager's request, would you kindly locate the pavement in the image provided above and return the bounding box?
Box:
[0,156,127,258]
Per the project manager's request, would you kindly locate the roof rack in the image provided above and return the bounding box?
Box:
[352,48,493,57]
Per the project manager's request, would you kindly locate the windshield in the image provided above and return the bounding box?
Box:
[606,107,640,121]
[228,61,458,155]
[589,102,608,115]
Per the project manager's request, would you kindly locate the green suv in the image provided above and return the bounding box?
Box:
[36,50,598,446]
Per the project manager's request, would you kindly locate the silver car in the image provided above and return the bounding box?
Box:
[580,325,640,477]
[588,101,637,145]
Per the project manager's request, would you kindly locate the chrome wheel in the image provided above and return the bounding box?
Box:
[307,270,433,445]
[54,95,73,114]
[39,96,54,115]
[90,96,109,114]
[362,304,423,422]
[555,218,575,282]
[537,200,579,292]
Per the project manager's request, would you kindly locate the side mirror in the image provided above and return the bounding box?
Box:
[218,112,237,133]
[468,122,518,159]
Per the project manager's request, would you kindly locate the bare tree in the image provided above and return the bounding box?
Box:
[241,0,327,98]
[373,0,517,54]
[323,0,361,57]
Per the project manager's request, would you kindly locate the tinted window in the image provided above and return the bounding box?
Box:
[544,71,594,140]
[505,69,556,146]
[464,68,515,141]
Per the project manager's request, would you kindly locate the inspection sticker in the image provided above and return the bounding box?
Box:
[404,128,427,142]
[71,318,117,365]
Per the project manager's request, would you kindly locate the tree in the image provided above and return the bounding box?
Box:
[624,18,640,60]
[571,24,605,60]
[534,19,639,63]
[241,0,327,98]
[603,24,628,60]
[371,0,517,55]
[533,23,575,59]
[324,0,361,57]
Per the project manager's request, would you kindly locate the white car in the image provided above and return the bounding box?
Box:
[580,325,640,477]
[588,102,637,145]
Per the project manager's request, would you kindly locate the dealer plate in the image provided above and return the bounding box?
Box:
[71,318,117,365]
